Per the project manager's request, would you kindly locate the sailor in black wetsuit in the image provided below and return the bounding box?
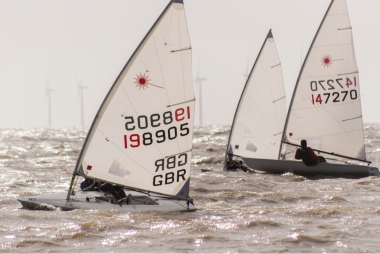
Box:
[80,178,128,203]
[225,153,250,172]
[295,140,326,166]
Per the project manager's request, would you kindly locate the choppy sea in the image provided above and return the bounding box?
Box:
[1,124,380,253]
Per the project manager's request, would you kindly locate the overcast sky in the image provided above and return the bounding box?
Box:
[0,0,379,128]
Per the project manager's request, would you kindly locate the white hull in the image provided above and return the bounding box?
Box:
[243,158,380,178]
[18,191,196,213]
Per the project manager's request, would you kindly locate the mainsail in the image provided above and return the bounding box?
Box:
[226,30,286,160]
[70,0,194,199]
[281,0,366,162]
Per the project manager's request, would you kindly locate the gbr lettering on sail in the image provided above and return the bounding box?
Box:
[123,106,191,187]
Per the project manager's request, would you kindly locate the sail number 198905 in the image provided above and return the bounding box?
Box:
[123,106,191,148]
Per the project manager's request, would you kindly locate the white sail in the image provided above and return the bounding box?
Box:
[74,0,194,198]
[282,0,366,161]
[227,30,286,160]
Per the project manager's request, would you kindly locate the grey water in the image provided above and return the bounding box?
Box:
[2,124,380,252]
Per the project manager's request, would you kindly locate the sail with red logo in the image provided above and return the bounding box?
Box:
[18,0,197,212]
[281,0,365,160]
[74,0,194,200]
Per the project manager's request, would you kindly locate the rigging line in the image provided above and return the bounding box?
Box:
[342,115,362,122]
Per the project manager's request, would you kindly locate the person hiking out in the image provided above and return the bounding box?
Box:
[295,139,326,166]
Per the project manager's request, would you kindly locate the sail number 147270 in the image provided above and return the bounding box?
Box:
[310,77,357,105]
[123,106,190,148]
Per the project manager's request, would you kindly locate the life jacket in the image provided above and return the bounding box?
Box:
[299,148,319,167]
[80,179,95,191]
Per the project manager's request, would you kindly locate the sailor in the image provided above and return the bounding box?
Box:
[295,139,326,166]
[225,154,236,171]
[80,178,101,191]
[225,153,250,172]
[80,178,128,203]
[97,182,127,201]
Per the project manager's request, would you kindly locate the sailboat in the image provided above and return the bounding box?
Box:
[224,29,286,170]
[243,0,380,177]
[18,0,197,212]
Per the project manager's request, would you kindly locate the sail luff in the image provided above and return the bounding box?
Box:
[278,0,335,159]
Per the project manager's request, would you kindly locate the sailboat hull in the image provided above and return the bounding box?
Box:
[17,191,196,212]
[243,158,379,178]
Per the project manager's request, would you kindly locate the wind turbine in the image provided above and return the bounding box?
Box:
[194,59,207,126]
[76,76,87,127]
[45,78,54,127]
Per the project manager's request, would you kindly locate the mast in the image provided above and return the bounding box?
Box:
[278,0,335,159]
[66,0,178,201]
[224,29,274,169]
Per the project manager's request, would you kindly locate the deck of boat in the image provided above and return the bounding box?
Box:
[242,158,380,178]
[18,191,196,212]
